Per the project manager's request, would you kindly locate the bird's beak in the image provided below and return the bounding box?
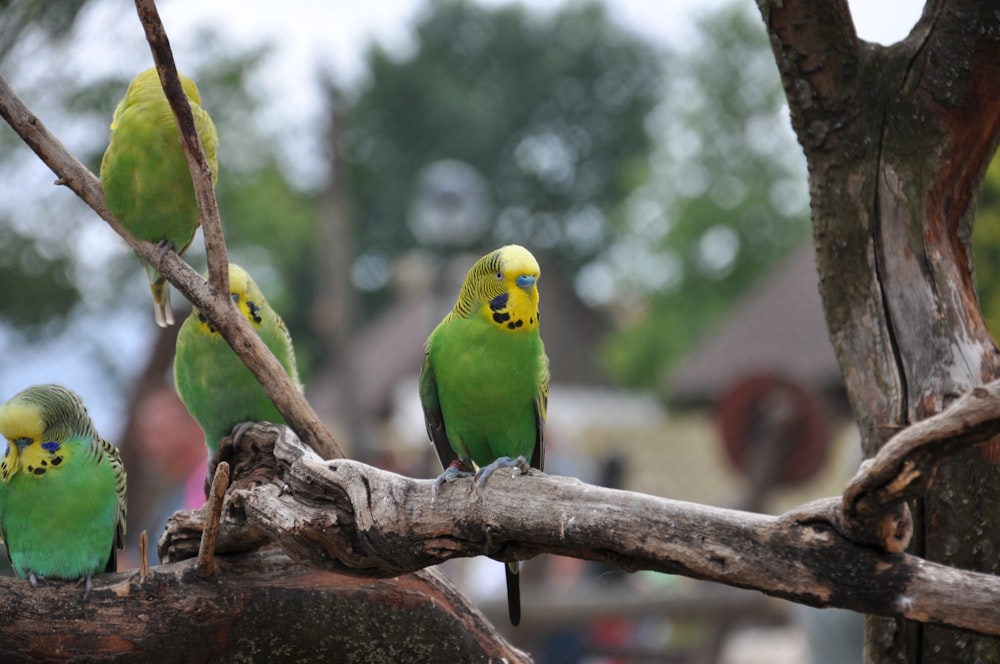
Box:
[516,274,537,290]
[13,437,31,452]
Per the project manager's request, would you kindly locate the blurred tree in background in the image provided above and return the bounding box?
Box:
[0,0,814,402]
[340,0,661,318]
[600,2,811,387]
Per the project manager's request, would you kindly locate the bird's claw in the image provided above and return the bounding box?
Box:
[232,421,255,445]
[27,572,45,588]
[432,462,474,495]
[155,239,176,261]
[474,455,530,488]
[76,574,94,598]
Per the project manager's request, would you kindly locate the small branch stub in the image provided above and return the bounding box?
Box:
[139,530,150,580]
[197,461,231,578]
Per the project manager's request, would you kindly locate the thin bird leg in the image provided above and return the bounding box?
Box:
[75,574,93,597]
[27,571,45,588]
[432,457,474,493]
[231,421,255,445]
[474,455,531,487]
[155,238,176,261]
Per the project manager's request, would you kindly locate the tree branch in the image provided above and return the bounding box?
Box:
[0,67,341,461]
[841,380,1000,551]
[161,424,1000,638]
[0,549,528,663]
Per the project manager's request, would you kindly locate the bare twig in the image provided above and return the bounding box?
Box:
[197,461,231,577]
[0,72,342,460]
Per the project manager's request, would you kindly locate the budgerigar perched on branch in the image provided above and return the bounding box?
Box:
[174,263,301,452]
[100,67,219,327]
[0,384,127,592]
[419,244,549,626]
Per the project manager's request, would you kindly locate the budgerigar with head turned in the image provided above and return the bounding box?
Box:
[419,244,549,626]
[174,263,301,452]
[100,67,219,327]
[0,384,127,591]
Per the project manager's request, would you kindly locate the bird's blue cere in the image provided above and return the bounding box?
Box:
[516,274,536,289]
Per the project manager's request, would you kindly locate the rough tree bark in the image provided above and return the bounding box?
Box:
[757,0,1000,661]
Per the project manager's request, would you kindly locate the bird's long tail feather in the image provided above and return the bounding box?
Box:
[505,561,521,626]
[148,271,174,327]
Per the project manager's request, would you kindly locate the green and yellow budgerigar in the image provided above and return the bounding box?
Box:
[174,263,301,452]
[100,67,219,327]
[0,384,127,591]
[420,244,549,626]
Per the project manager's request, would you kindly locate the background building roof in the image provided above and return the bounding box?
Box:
[665,244,842,406]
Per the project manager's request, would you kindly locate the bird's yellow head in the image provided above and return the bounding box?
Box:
[453,244,541,334]
[0,385,88,482]
[194,264,268,335]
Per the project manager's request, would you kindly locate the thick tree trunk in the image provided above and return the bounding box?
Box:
[757,0,1000,661]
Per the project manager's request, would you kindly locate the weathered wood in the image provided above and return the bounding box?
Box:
[0,549,527,663]
[757,0,1000,661]
[842,380,1000,551]
[196,461,230,577]
[161,424,1000,637]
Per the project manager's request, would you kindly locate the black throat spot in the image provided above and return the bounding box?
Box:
[247,300,263,325]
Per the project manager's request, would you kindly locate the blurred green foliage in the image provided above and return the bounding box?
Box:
[974,156,1000,339]
[342,0,662,317]
[0,7,322,371]
[0,0,89,61]
[601,3,811,386]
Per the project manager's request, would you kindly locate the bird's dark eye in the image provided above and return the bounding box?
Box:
[496,271,503,280]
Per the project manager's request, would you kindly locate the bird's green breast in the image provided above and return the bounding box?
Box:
[174,312,295,450]
[0,437,119,580]
[428,316,544,466]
